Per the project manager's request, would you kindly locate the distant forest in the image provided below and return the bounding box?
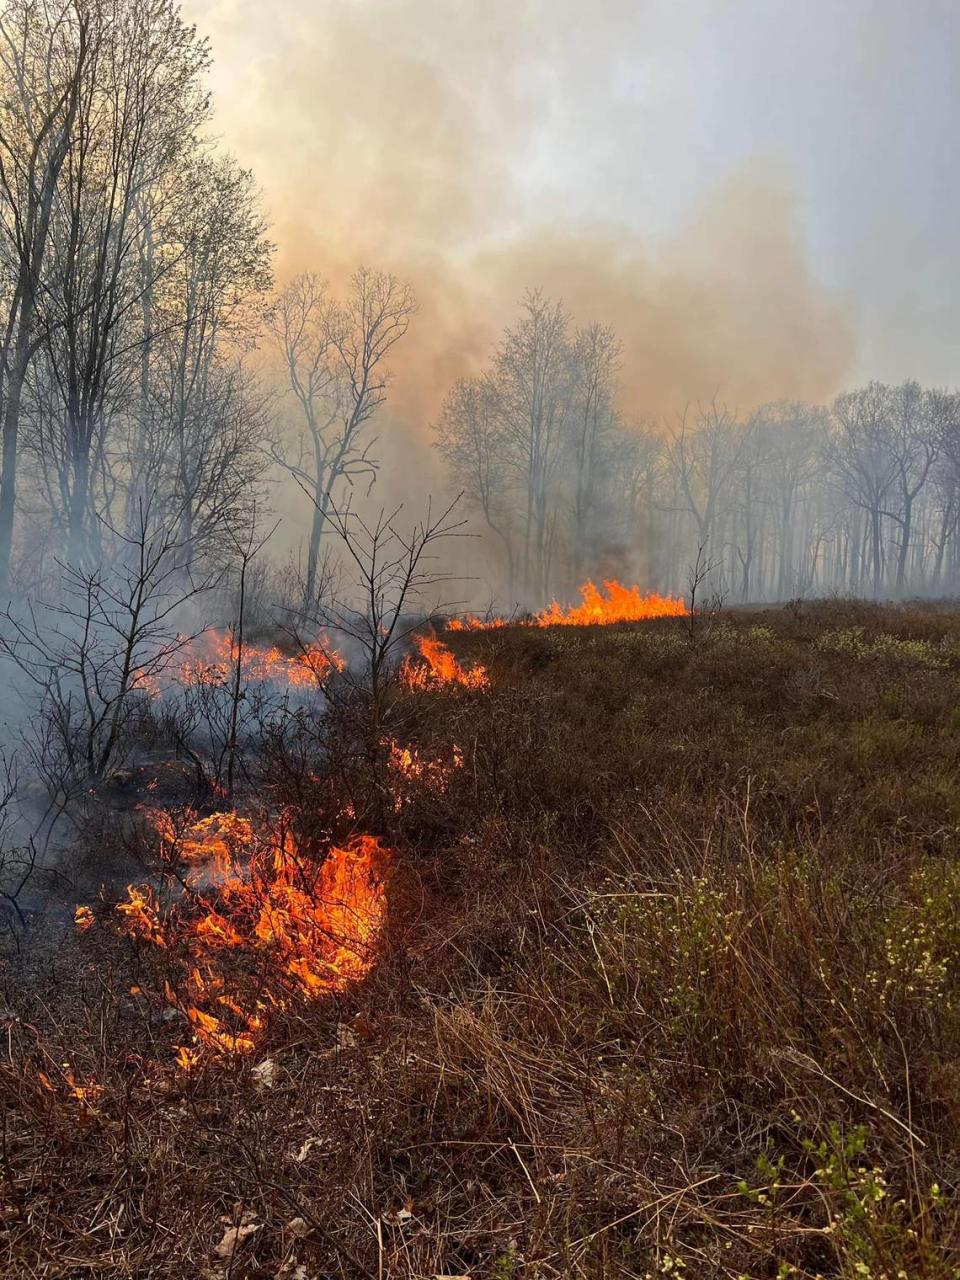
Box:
[0,0,956,616]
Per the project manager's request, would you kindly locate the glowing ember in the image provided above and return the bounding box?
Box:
[386,738,464,809]
[400,631,489,690]
[178,630,345,689]
[38,1066,104,1118]
[74,904,95,933]
[144,808,255,878]
[449,579,688,630]
[108,817,391,1062]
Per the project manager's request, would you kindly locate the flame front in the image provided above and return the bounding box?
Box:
[448,579,688,630]
[178,631,345,689]
[400,632,489,690]
[535,579,688,626]
[109,815,391,1062]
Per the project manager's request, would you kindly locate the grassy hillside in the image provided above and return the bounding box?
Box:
[4,600,960,1278]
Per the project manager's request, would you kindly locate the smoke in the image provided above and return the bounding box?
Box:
[187,0,854,536]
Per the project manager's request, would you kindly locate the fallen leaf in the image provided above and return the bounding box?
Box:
[381,1204,414,1228]
[214,1219,261,1258]
[291,1136,322,1162]
[251,1057,277,1087]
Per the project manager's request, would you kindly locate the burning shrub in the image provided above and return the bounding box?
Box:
[98,812,392,1063]
[176,629,345,689]
[400,631,489,690]
[385,738,464,811]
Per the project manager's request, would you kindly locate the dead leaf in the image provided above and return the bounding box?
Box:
[291,1135,322,1162]
[381,1204,414,1228]
[214,1219,261,1258]
[251,1057,277,1087]
[352,1012,376,1040]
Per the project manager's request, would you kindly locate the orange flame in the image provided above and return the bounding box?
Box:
[38,1065,104,1119]
[111,816,391,1062]
[115,885,167,948]
[179,631,345,689]
[386,738,464,810]
[145,808,256,879]
[400,632,489,690]
[536,580,688,626]
[74,904,95,933]
[448,579,688,630]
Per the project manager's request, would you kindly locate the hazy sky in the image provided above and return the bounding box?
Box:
[184,0,960,405]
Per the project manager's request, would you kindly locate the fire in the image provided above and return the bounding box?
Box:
[449,579,688,630]
[38,1065,104,1119]
[386,738,463,809]
[445,615,510,632]
[74,904,95,933]
[536,580,688,626]
[145,808,255,878]
[115,885,167,947]
[400,631,489,690]
[178,630,345,689]
[107,817,391,1062]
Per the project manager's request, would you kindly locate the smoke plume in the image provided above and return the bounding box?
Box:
[188,0,854,520]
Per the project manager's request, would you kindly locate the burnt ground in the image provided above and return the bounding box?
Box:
[3,600,960,1278]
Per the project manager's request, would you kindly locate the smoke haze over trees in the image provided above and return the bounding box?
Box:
[437,291,960,603]
[0,0,959,626]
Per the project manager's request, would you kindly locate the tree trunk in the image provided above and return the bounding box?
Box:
[0,314,35,592]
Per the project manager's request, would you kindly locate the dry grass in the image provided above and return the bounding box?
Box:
[2,599,960,1278]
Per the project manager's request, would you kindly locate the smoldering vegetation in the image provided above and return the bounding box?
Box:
[0,1,958,1278]
[6,602,960,1278]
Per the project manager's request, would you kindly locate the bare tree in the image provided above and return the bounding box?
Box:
[0,0,89,590]
[0,499,209,786]
[129,152,272,570]
[494,289,573,601]
[567,322,621,584]
[435,374,517,594]
[881,382,940,595]
[663,400,749,592]
[929,391,960,590]
[35,0,212,566]
[299,493,465,753]
[269,268,415,606]
[828,383,899,597]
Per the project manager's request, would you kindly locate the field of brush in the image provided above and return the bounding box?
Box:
[3,599,960,1279]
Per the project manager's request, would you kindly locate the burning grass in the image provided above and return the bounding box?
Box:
[448,577,688,630]
[399,630,490,689]
[86,812,392,1064]
[4,600,960,1278]
[175,629,346,690]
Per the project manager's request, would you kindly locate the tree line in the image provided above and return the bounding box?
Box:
[436,290,960,603]
[1,1,958,615]
[0,0,275,592]
[0,0,424,612]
